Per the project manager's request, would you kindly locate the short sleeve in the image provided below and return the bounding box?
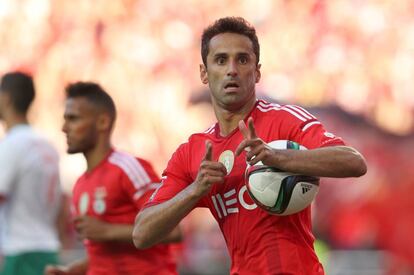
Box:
[277,105,345,149]
[118,157,162,209]
[144,143,194,208]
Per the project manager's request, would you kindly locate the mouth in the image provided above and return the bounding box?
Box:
[65,136,72,145]
[224,82,240,92]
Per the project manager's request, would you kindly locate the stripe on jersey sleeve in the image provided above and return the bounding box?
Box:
[133,183,162,200]
[258,101,321,131]
[284,105,316,120]
[204,124,215,134]
[257,102,307,122]
[108,151,151,190]
[257,101,314,122]
[280,106,307,122]
[302,121,321,131]
[257,101,281,113]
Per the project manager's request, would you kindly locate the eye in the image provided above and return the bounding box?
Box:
[239,56,248,64]
[216,56,226,65]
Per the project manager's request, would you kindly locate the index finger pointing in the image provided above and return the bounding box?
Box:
[247,117,257,139]
[203,140,213,161]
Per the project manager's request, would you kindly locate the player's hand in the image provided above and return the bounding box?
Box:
[235,117,274,166]
[44,265,70,275]
[74,215,110,241]
[193,140,227,197]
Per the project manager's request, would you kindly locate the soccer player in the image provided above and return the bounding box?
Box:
[0,72,63,275]
[45,82,181,275]
[133,17,367,274]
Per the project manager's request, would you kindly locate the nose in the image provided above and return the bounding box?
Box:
[227,60,238,78]
[62,121,68,133]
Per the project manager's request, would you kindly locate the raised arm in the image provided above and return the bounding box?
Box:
[133,141,226,249]
[235,118,367,178]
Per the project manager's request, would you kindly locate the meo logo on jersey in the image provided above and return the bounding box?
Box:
[211,186,257,219]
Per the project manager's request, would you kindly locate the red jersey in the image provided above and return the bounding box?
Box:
[72,149,177,275]
[147,100,345,275]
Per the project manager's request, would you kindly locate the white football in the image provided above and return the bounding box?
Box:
[245,140,319,215]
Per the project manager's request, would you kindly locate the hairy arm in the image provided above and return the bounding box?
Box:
[236,118,367,178]
[133,184,200,249]
[133,141,226,249]
[263,145,367,178]
[160,225,183,244]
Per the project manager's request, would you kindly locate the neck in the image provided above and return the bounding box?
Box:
[3,113,29,131]
[214,98,257,137]
[84,141,112,172]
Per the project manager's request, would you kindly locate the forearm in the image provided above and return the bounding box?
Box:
[270,146,367,178]
[160,226,182,244]
[76,216,135,243]
[104,224,134,243]
[133,184,201,249]
[67,258,88,275]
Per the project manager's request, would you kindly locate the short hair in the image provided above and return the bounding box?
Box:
[201,17,260,66]
[65,82,116,126]
[0,72,35,114]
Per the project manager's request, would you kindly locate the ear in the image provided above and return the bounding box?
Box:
[97,113,111,132]
[0,92,11,105]
[255,64,261,83]
[0,92,11,112]
[200,64,209,84]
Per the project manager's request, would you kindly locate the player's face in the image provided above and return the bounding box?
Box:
[62,97,99,154]
[200,32,261,111]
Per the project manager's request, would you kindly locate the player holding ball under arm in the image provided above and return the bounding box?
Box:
[133,17,367,275]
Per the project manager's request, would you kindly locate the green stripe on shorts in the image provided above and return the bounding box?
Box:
[1,251,58,275]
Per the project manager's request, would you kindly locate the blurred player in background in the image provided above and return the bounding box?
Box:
[45,82,181,275]
[133,17,367,274]
[0,72,63,275]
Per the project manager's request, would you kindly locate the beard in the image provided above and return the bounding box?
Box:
[66,133,97,155]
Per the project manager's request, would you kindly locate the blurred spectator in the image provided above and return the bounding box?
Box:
[0,72,63,275]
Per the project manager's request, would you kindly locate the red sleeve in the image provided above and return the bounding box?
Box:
[144,142,195,208]
[135,186,161,209]
[276,105,345,149]
[136,158,161,183]
[120,157,162,209]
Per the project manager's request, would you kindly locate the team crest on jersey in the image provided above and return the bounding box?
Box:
[79,192,89,215]
[219,150,235,175]
[93,187,107,214]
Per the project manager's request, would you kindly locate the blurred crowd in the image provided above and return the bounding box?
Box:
[0,0,413,274]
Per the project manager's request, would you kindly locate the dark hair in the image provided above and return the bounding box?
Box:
[0,72,35,114]
[65,82,116,125]
[201,17,260,66]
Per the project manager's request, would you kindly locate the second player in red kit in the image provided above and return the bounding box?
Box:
[46,82,181,275]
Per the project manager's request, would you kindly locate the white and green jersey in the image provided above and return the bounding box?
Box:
[0,125,61,255]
